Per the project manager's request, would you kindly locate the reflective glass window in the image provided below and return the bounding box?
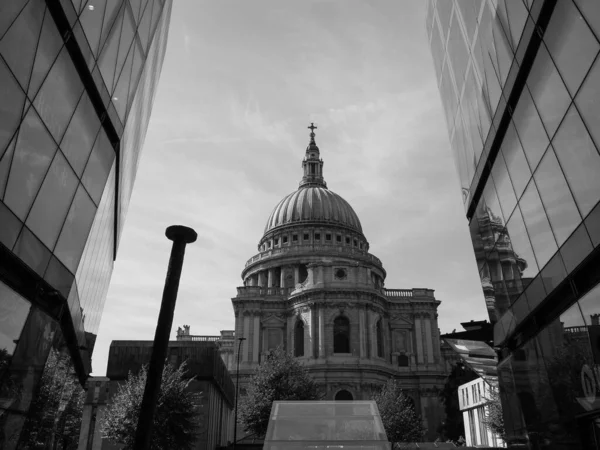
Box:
[512,87,549,171]
[527,44,572,139]
[504,0,528,50]
[575,56,600,151]
[28,8,65,99]
[560,223,594,273]
[552,104,600,217]
[44,255,75,298]
[60,92,102,176]
[54,186,97,273]
[79,0,107,56]
[501,122,531,200]
[585,202,600,247]
[533,147,581,246]
[456,0,479,42]
[0,58,26,155]
[448,13,469,86]
[98,0,124,52]
[98,6,124,92]
[0,0,44,90]
[113,43,134,120]
[26,151,78,250]
[574,0,600,39]
[491,152,517,220]
[0,137,16,200]
[0,1,29,38]
[506,206,538,280]
[491,15,513,85]
[519,180,558,269]
[0,283,31,357]
[82,129,116,205]
[440,61,458,130]
[436,0,453,37]
[13,226,52,276]
[0,307,58,419]
[540,252,567,293]
[33,47,84,142]
[430,18,445,80]
[4,108,57,220]
[482,43,502,117]
[114,5,136,88]
[544,0,600,97]
[0,201,21,249]
[138,0,154,52]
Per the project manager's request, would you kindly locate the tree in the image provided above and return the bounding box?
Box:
[17,347,85,450]
[372,379,425,445]
[438,362,477,441]
[239,347,320,437]
[101,361,201,450]
[481,384,505,440]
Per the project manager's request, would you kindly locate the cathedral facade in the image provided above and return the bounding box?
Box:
[230,125,448,439]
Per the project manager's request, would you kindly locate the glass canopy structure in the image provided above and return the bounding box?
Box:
[264,401,391,450]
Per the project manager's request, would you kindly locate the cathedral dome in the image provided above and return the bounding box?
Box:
[264,186,363,234]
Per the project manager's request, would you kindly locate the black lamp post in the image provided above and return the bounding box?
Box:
[233,337,246,450]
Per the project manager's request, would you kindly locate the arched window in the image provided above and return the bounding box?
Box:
[335,390,353,401]
[376,319,383,358]
[295,320,304,357]
[334,316,350,353]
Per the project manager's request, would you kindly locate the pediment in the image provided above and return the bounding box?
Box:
[261,313,286,327]
[390,313,413,326]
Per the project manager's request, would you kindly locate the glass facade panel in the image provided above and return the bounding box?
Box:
[60,91,102,176]
[33,47,84,142]
[26,151,79,250]
[28,8,65,99]
[0,0,45,90]
[506,206,538,280]
[544,0,599,97]
[575,56,600,152]
[82,129,115,205]
[4,108,58,220]
[13,226,52,277]
[500,122,530,200]
[519,180,557,273]
[527,43,571,139]
[534,147,581,246]
[552,104,600,217]
[512,87,549,171]
[448,13,468,87]
[54,185,97,273]
[0,283,31,358]
[0,201,21,249]
[574,0,600,39]
[0,58,24,158]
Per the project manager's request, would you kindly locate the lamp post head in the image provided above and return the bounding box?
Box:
[165,225,197,244]
[238,337,246,342]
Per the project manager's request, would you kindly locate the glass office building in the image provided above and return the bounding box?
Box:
[0,0,172,447]
[426,0,600,448]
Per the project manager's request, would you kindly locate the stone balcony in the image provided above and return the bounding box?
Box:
[244,244,383,269]
[234,286,434,300]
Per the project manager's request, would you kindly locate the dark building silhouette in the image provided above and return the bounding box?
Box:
[0,1,173,447]
[426,0,600,447]
[78,340,235,450]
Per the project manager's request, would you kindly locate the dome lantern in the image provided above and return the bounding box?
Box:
[300,123,326,188]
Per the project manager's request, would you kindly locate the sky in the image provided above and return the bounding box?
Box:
[90,0,488,376]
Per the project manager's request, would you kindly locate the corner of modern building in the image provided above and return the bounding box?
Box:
[0,1,173,447]
[425,0,600,448]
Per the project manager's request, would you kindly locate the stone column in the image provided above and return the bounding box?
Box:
[267,269,274,287]
[258,271,265,287]
[358,309,366,358]
[415,317,424,364]
[243,314,250,362]
[318,307,325,358]
[294,266,300,285]
[253,315,260,363]
[424,317,435,364]
[280,267,286,288]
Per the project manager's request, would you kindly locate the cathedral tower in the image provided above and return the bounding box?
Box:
[231,125,447,439]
